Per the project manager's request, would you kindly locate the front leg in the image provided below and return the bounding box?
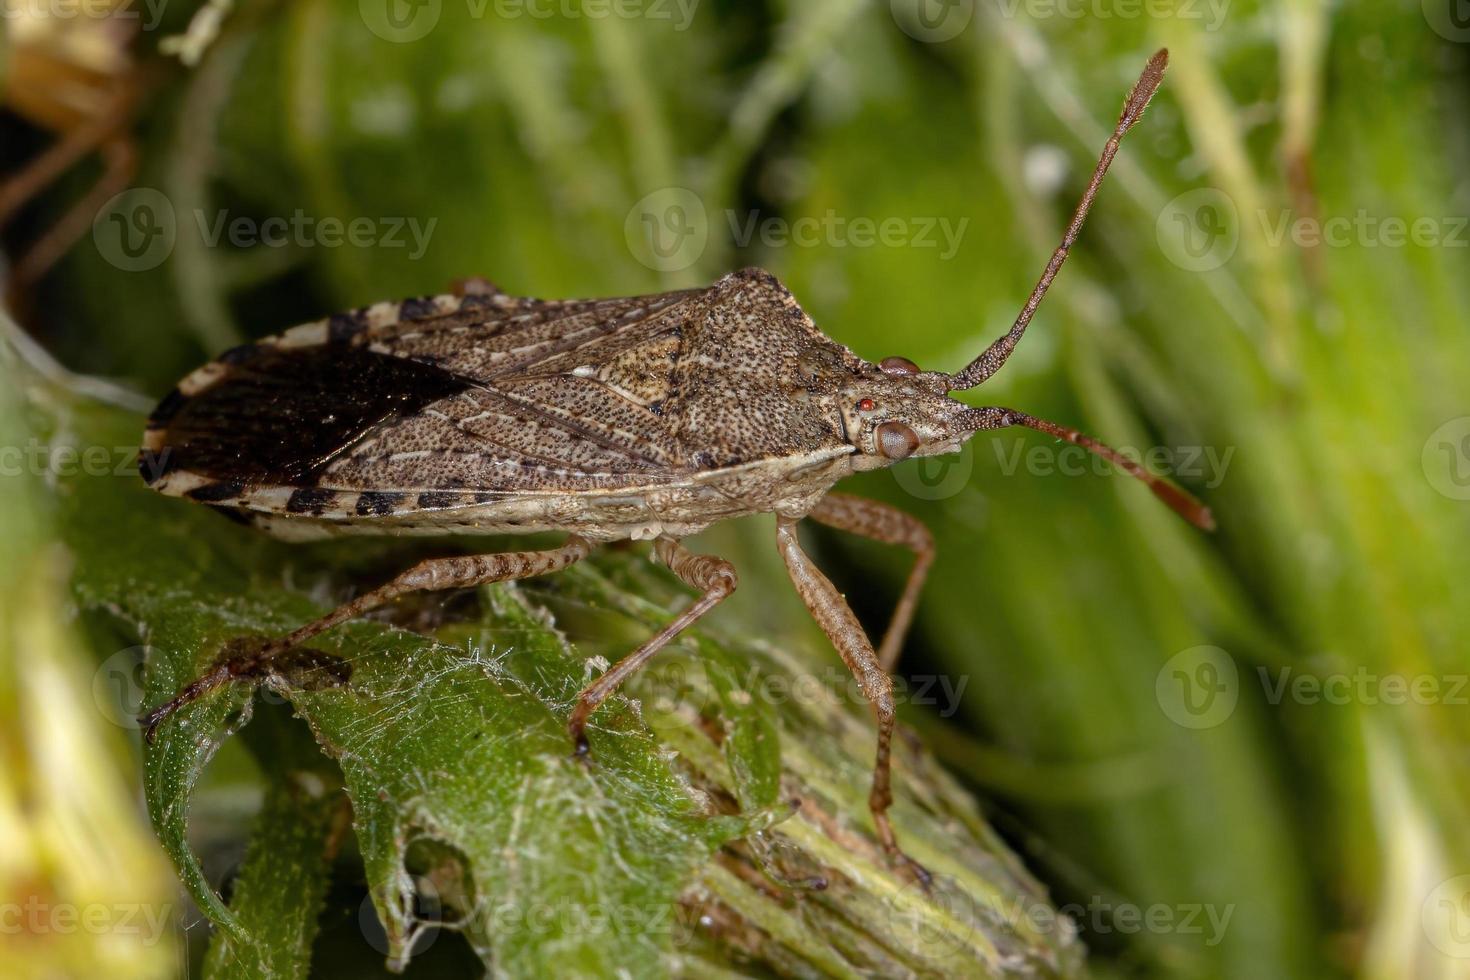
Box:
[775,516,930,885]
[807,492,934,672]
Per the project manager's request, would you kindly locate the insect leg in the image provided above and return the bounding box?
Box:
[567,537,736,757]
[806,492,934,673]
[11,136,138,289]
[141,536,594,740]
[775,516,930,885]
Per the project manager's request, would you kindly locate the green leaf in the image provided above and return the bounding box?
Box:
[202,712,346,979]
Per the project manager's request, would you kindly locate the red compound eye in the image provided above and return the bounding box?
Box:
[856,397,876,412]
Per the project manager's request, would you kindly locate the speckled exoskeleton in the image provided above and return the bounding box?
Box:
[139,51,1202,881]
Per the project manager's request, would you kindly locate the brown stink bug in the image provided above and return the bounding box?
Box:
[139,50,1202,881]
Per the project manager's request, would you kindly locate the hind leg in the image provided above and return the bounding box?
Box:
[141,536,593,740]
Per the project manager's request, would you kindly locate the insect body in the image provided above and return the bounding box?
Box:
[139,51,1201,881]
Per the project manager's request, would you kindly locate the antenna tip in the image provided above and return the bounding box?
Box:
[1152,479,1216,532]
[1121,48,1170,130]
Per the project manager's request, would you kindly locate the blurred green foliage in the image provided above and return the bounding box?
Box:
[4,0,1470,977]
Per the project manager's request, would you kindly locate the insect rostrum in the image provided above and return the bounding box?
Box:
[138,50,1201,883]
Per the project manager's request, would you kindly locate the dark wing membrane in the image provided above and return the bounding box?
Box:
[147,345,473,486]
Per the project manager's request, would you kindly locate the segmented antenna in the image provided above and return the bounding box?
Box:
[949,49,1168,390]
[962,406,1216,531]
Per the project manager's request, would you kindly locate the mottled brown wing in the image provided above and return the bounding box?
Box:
[315,286,706,494]
[142,282,711,506]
